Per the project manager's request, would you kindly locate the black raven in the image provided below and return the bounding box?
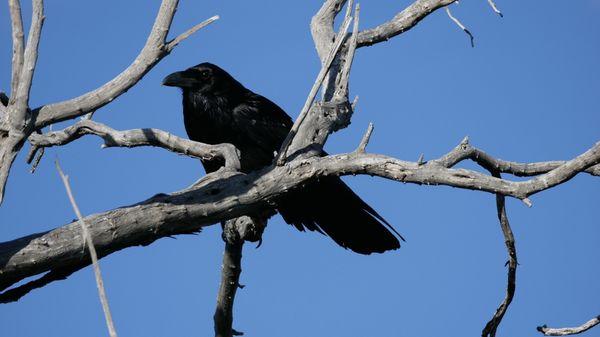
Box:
[163,62,403,254]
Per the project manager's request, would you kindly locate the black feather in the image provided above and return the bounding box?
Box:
[163,62,403,254]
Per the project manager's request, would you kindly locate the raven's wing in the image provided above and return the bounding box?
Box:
[233,91,403,254]
[230,92,293,171]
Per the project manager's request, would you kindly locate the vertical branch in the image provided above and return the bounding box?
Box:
[214,215,267,337]
[9,0,25,101]
[276,14,353,165]
[10,0,44,127]
[1,0,45,205]
[55,161,119,337]
[482,172,517,337]
[333,3,360,101]
[214,219,245,337]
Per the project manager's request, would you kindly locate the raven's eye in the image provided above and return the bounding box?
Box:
[200,70,210,79]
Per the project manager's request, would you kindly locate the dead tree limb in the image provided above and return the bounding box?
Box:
[31,9,217,129]
[213,216,265,337]
[1,137,598,301]
[538,316,600,336]
[0,0,217,205]
[28,120,241,170]
[482,173,517,337]
[56,161,119,337]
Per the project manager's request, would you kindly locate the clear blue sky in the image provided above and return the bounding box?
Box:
[1,1,598,336]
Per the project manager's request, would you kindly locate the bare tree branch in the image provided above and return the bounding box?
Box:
[0,0,218,206]
[55,160,119,337]
[538,316,600,336]
[446,6,475,47]
[9,0,44,127]
[166,15,220,51]
[276,13,353,165]
[0,0,45,204]
[28,120,241,170]
[32,1,218,129]
[357,0,457,48]
[310,0,347,60]
[1,138,598,299]
[213,216,267,337]
[487,0,504,18]
[8,0,25,101]
[214,236,244,337]
[355,122,373,153]
[482,172,517,337]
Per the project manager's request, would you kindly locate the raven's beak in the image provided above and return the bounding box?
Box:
[162,71,195,88]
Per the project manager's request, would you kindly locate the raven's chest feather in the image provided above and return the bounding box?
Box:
[182,93,234,145]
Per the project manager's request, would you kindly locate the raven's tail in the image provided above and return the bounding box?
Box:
[277,177,403,254]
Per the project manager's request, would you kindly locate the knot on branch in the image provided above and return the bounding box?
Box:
[320,98,353,132]
[222,216,266,245]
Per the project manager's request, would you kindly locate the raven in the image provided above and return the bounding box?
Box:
[163,62,403,254]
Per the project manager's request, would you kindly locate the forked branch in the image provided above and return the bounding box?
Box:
[1,137,598,301]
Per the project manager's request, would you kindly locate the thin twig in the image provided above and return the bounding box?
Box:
[446,6,474,47]
[355,122,374,153]
[276,13,353,165]
[55,160,118,337]
[487,0,503,17]
[165,15,220,51]
[538,316,600,336]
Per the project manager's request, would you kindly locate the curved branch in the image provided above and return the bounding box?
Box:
[28,120,241,170]
[357,0,456,48]
[482,172,517,337]
[32,1,218,129]
[1,138,598,299]
[538,316,600,336]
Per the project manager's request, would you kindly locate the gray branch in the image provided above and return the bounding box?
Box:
[1,138,598,301]
[0,0,217,205]
[9,0,44,127]
[28,120,241,170]
[538,316,600,336]
[214,216,266,337]
[32,4,218,129]
[8,0,25,101]
[357,0,457,48]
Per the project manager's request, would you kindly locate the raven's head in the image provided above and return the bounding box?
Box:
[162,62,243,95]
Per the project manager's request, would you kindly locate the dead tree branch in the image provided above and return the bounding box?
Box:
[446,6,475,47]
[213,216,265,337]
[0,138,598,301]
[356,0,457,48]
[9,0,25,100]
[0,0,217,205]
[56,161,119,337]
[214,235,244,337]
[538,316,600,336]
[482,172,517,337]
[28,120,241,170]
[32,3,217,129]
[276,11,353,165]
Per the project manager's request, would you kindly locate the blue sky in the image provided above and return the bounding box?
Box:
[1,1,599,336]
